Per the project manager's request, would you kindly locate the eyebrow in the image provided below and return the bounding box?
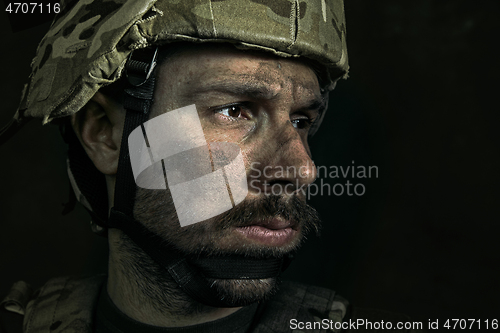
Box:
[191,79,279,100]
[295,98,326,114]
[187,78,325,111]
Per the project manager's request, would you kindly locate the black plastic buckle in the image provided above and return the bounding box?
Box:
[125,47,159,87]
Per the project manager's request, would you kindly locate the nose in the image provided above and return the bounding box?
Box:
[248,121,317,197]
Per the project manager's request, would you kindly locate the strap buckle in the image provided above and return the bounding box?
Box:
[125,47,159,87]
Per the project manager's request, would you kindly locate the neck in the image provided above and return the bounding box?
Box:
[106,229,241,327]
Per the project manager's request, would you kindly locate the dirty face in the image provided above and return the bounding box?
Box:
[130,44,323,304]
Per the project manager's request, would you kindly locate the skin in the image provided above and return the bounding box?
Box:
[72,44,322,327]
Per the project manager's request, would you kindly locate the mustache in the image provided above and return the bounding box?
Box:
[207,194,322,236]
[134,188,322,258]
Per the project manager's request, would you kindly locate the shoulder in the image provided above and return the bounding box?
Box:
[253,280,348,332]
[253,281,425,333]
[1,275,105,333]
[1,281,31,333]
[275,280,348,319]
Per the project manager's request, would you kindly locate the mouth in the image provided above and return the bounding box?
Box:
[234,218,299,247]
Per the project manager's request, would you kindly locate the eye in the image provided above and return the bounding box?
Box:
[214,104,250,120]
[291,116,313,129]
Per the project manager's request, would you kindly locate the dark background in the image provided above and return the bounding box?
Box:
[1,0,499,330]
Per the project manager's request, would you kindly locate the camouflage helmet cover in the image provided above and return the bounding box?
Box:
[15,0,348,125]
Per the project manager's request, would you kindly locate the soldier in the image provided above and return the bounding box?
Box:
[0,0,420,332]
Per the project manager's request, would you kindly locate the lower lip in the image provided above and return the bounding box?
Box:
[235,226,297,246]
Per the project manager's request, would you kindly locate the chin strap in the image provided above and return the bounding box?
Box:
[108,209,287,307]
[108,47,292,308]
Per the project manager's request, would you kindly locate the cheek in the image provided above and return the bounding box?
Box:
[240,136,276,177]
[201,129,265,181]
[201,120,255,144]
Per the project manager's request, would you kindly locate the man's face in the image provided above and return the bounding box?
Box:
[131,44,322,303]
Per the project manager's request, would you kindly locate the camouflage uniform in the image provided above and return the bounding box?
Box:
[1,277,422,333]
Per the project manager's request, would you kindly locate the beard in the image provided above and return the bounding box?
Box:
[116,186,321,315]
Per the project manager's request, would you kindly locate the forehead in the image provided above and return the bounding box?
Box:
[155,43,320,99]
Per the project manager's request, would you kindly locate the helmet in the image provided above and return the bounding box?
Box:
[4,0,348,128]
[0,0,349,307]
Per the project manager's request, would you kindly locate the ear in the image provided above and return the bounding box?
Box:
[71,91,125,175]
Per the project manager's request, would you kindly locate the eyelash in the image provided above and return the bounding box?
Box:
[211,103,317,130]
[212,103,251,120]
[291,115,316,130]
